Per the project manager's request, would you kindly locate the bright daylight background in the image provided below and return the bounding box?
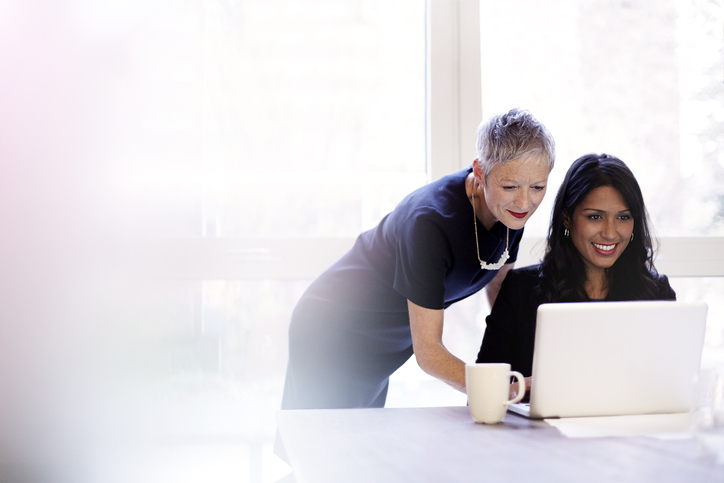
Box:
[0,1,721,482]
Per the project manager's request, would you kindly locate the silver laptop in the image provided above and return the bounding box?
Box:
[508,300,708,419]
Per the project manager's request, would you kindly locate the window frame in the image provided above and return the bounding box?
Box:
[153,0,724,281]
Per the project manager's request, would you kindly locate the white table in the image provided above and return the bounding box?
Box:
[277,406,724,483]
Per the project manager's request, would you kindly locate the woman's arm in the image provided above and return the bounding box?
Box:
[408,300,467,393]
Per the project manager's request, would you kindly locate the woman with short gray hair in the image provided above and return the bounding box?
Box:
[281,108,555,410]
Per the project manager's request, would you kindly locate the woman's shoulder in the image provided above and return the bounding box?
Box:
[510,264,543,277]
[503,264,543,287]
[648,270,677,300]
[392,166,470,215]
[650,270,669,283]
[493,264,546,312]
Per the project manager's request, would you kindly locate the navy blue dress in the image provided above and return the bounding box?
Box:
[282,167,523,409]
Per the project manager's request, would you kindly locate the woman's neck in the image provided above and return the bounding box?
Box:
[465,173,497,231]
[584,269,608,300]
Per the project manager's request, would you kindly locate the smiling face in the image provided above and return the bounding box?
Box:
[567,185,634,279]
[477,157,550,231]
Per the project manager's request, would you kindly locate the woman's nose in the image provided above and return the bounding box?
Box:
[515,191,531,210]
[601,219,616,239]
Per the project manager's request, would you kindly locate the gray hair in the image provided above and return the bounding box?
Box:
[475,108,555,179]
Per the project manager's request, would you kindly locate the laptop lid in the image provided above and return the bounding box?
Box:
[517,301,707,419]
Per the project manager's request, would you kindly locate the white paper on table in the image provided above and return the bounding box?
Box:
[545,413,693,440]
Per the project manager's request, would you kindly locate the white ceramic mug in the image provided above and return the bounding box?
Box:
[466,363,526,424]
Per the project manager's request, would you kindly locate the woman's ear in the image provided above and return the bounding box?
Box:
[472,159,484,184]
[562,214,571,231]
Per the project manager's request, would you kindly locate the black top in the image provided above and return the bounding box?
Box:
[476,264,677,376]
[298,166,524,333]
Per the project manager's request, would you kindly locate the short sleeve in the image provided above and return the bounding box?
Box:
[391,212,452,310]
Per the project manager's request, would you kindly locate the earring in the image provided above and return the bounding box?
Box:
[564,228,570,237]
[631,232,634,242]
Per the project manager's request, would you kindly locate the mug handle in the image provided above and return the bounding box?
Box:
[506,371,526,405]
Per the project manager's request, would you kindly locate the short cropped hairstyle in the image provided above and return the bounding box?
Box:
[475,108,556,179]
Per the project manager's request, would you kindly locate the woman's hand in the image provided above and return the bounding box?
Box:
[509,377,532,401]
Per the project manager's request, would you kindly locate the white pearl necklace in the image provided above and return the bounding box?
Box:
[472,190,509,270]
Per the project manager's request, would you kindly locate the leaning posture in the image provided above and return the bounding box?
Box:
[283,108,556,409]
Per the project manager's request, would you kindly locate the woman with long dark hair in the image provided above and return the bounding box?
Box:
[476,153,675,393]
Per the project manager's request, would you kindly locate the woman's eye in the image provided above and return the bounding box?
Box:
[588,214,602,220]
[618,215,631,221]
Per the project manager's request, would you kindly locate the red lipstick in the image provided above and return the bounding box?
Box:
[509,211,528,219]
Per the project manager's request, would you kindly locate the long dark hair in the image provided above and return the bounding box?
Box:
[537,153,660,302]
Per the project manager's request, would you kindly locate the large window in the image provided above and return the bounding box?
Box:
[122,0,427,240]
[479,0,723,239]
[3,2,721,481]
[112,1,428,481]
[475,0,724,365]
[2,1,428,482]
[390,0,724,409]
